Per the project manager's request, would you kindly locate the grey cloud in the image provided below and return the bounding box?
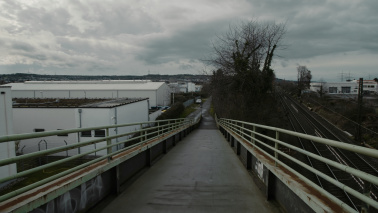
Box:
[57,37,93,55]
[6,38,114,72]
[17,6,79,36]
[79,2,162,36]
[6,1,161,37]
[179,64,194,70]
[136,20,226,64]
[248,0,327,19]
[1,0,377,78]
[160,6,192,20]
[0,63,42,74]
[22,53,47,61]
[246,0,378,60]
[283,21,378,59]
[11,41,35,52]
[280,61,288,68]
[56,37,126,63]
[2,0,23,16]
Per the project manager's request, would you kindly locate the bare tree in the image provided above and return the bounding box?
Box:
[207,20,286,122]
[297,65,312,97]
[209,20,285,93]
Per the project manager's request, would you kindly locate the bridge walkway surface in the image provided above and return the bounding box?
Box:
[94,99,281,213]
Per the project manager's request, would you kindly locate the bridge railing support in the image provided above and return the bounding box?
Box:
[275,131,279,167]
[216,117,378,213]
[0,116,201,212]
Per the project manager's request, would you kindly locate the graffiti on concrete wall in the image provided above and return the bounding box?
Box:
[31,175,104,213]
[255,159,264,182]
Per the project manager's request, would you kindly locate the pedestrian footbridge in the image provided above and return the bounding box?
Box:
[0,107,377,212]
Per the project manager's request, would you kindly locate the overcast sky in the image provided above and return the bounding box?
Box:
[1,0,377,81]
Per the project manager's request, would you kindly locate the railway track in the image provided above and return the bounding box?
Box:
[284,94,378,207]
[277,92,359,211]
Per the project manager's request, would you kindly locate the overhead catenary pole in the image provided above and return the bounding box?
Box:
[356,78,363,143]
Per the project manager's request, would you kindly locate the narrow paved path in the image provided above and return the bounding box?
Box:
[97,98,281,213]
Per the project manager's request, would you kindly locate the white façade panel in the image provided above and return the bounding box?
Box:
[11,90,35,98]
[13,108,77,156]
[117,90,156,107]
[11,100,149,157]
[76,108,112,156]
[156,83,171,106]
[113,99,149,150]
[40,91,70,98]
[70,90,118,99]
[0,87,17,179]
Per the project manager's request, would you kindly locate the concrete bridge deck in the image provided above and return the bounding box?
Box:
[94,100,281,213]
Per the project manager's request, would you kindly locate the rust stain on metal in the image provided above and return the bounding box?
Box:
[225,127,347,213]
[113,129,180,160]
[113,134,166,160]
[0,127,186,212]
[278,165,347,213]
[0,159,107,211]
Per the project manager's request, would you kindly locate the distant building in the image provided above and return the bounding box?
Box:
[4,80,171,107]
[168,82,186,93]
[195,85,203,92]
[0,86,17,180]
[187,82,195,92]
[358,79,378,94]
[310,79,378,94]
[12,98,149,156]
[168,82,200,93]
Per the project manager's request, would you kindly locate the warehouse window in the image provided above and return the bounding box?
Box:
[94,129,106,137]
[341,87,351,93]
[329,87,337,94]
[34,128,45,132]
[81,131,92,137]
[57,129,68,137]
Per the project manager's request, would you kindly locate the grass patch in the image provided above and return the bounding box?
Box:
[180,104,200,118]
[0,165,75,196]
[0,156,95,196]
[209,102,215,117]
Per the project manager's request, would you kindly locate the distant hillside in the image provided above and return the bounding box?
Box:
[0,73,210,84]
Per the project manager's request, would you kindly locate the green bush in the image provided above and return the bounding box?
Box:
[156,102,185,120]
[172,92,202,104]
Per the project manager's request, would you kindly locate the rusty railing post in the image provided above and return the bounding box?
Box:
[275,131,279,167]
[106,128,112,161]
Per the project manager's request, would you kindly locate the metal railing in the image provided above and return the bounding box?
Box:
[217,118,378,212]
[0,117,198,204]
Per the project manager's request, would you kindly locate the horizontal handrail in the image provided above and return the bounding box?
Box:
[0,121,182,167]
[0,118,188,143]
[217,118,378,212]
[0,117,200,203]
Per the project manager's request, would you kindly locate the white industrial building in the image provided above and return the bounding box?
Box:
[360,80,378,93]
[195,84,203,92]
[5,80,171,107]
[168,82,197,93]
[0,86,17,180]
[12,98,149,156]
[310,79,378,94]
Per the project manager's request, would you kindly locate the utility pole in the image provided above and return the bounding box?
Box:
[356,78,363,143]
[339,71,344,82]
[172,89,175,105]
